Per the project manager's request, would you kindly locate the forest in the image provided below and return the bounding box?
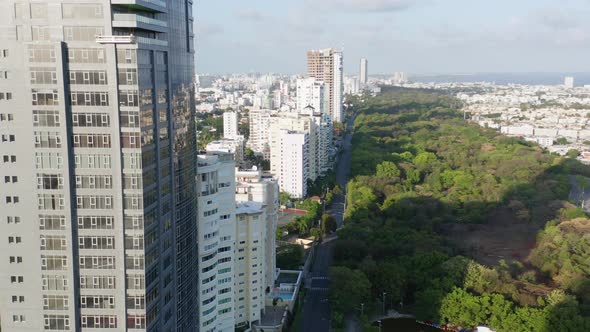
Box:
[330,87,590,331]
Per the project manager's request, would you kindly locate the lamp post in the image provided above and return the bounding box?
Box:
[360,303,364,316]
[382,292,387,315]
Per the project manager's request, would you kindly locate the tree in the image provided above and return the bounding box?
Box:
[376,161,401,178]
[321,214,338,234]
[555,137,570,145]
[310,228,322,242]
[567,149,580,158]
[276,244,304,270]
[279,192,291,207]
[329,267,372,314]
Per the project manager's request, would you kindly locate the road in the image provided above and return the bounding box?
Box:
[301,116,355,332]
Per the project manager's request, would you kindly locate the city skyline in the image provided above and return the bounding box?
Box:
[197,0,590,75]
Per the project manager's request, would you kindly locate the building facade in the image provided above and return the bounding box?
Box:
[235,168,279,291]
[360,58,368,85]
[248,109,272,159]
[0,0,198,331]
[307,48,344,123]
[296,77,325,115]
[269,112,319,183]
[234,202,267,328]
[206,137,245,163]
[196,153,237,332]
[223,110,239,139]
[274,130,309,198]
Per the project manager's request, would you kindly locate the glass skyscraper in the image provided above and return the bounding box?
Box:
[0,1,198,331]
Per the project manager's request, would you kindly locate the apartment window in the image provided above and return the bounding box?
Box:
[32,89,59,106]
[63,26,104,41]
[68,48,105,63]
[43,314,70,330]
[8,236,22,244]
[62,4,103,19]
[70,92,108,106]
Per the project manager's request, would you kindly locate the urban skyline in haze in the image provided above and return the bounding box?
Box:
[197,0,590,75]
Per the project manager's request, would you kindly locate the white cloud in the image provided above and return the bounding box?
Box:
[309,0,422,12]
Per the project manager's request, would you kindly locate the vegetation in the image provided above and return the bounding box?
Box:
[330,87,590,331]
[276,244,305,270]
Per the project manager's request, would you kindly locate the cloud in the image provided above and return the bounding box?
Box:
[196,21,224,37]
[235,9,271,22]
[311,0,421,12]
[535,8,579,30]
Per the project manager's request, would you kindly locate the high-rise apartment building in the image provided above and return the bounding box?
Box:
[307,48,344,123]
[0,1,198,331]
[296,78,325,115]
[235,168,279,291]
[248,109,272,159]
[196,153,237,331]
[274,130,309,198]
[360,58,368,85]
[234,202,267,327]
[223,110,239,139]
[269,112,320,182]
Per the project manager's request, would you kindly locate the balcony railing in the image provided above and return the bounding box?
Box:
[136,36,168,47]
[96,35,136,44]
[113,13,168,28]
[111,0,167,11]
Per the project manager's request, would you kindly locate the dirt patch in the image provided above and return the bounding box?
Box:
[441,207,543,266]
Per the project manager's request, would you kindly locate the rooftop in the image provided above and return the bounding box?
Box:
[236,201,265,215]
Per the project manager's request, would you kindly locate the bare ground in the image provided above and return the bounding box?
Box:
[440,207,543,267]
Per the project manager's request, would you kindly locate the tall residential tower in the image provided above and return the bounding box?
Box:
[0,1,198,331]
[360,58,368,85]
[307,48,344,123]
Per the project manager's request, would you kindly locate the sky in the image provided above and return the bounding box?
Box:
[195,0,590,75]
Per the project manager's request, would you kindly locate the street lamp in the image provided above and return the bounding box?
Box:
[360,303,364,316]
[382,292,387,315]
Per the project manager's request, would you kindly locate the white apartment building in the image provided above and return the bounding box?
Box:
[332,51,344,123]
[248,109,273,159]
[275,130,309,198]
[360,58,368,85]
[235,168,279,291]
[235,202,267,328]
[224,111,239,138]
[269,112,320,182]
[206,137,245,163]
[344,76,360,95]
[301,106,333,175]
[565,76,575,89]
[297,78,325,115]
[196,153,237,332]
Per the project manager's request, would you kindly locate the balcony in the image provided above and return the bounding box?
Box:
[96,35,137,44]
[137,36,168,48]
[111,0,167,13]
[112,13,168,33]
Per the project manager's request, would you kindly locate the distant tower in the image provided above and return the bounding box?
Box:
[565,76,575,89]
[360,58,368,85]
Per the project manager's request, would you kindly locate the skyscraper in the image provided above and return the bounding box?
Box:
[360,58,368,85]
[307,48,344,123]
[0,1,197,331]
